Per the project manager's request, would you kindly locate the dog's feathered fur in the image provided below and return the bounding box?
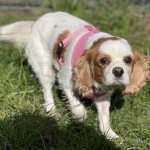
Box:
[0,12,149,139]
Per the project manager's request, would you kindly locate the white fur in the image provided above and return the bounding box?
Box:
[95,91,119,139]
[86,32,112,49]
[0,12,134,140]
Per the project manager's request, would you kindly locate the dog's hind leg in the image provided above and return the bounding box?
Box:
[26,36,56,114]
[0,20,57,114]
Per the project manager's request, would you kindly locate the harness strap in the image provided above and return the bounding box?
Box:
[71,26,99,65]
[56,25,99,66]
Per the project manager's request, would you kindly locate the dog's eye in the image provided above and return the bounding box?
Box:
[124,56,132,64]
[99,58,110,65]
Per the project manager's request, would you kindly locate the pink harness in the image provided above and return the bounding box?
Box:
[56,25,107,99]
[57,25,99,66]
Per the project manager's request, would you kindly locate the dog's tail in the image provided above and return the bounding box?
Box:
[0,21,34,48]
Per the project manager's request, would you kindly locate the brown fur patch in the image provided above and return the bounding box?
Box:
[90,37,119,49]
[53,30,69,62]
[85,48,112,83]
[124,49,149,95]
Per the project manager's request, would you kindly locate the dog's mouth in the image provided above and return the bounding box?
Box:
[103,79,128,90]
[113,80,125,85]
[108,82,127,91]
[114,78,129,86]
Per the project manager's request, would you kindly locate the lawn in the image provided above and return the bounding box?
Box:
[0,1,150,150]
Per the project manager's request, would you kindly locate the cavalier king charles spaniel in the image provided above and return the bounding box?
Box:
[0,12,149,139]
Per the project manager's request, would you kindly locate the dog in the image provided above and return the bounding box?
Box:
[0,12,149,139]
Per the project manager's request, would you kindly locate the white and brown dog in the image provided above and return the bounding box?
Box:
[0,12,149,139]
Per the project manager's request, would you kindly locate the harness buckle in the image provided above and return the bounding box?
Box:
[56,41,64,59]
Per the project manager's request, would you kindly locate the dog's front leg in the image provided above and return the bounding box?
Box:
[95,92,119,140]
[63,88,87,123]
[57,69,87,123]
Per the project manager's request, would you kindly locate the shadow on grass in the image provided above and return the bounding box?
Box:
[110,89,125,112]
[0,112,121,150]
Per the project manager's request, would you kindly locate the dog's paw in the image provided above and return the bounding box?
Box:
[43,102,56,115]
[102,129,119,140]
[106,131,119,140]
[71,104,87,123]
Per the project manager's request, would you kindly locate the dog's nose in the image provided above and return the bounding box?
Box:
[112,67,124,77]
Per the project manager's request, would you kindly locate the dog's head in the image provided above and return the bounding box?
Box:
[73,37,149,97]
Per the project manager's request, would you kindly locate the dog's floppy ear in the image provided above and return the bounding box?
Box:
[124,49,149,95]
[73,53,94,97]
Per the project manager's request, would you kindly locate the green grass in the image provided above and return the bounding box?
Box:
[0,1,150,149]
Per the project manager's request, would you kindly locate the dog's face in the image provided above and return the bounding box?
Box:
[73,37,149,97]
[97,38,133,87]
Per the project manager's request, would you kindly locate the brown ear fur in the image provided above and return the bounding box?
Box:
[73,54,94,97]
[124,49,149,95]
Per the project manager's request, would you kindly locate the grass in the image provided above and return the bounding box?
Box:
[0,1,150,149]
